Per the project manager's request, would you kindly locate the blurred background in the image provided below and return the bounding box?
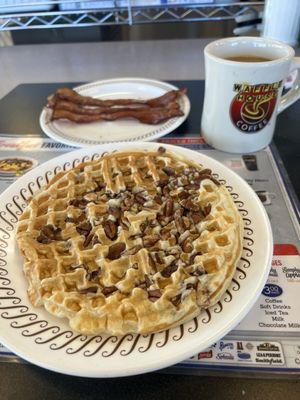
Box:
[1,0,299,47]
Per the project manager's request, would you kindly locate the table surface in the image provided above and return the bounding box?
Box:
[0,39,299,399]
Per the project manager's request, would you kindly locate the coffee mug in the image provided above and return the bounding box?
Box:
[201,37,300,153]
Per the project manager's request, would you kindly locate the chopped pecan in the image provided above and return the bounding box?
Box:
[92,235,100,245]
[184,183,199,190]
[153,195,163,205]
[102,286,118,296]
[191,268,205,276]
[198,168,212,176]
[120,216,130,231]
[65,217,75,223]
[171,294,181,307]
[69,198,89,208]
[79,286,98,294]
[107,242,126,260]
[203,204,212,217]
[182,238,193,253]
[125,245,142,255]
[108,206,121,220]
[195,174,220,186]
[186,282,198,290]
[164,198,174,217]
[143,235,160,248]
[180,198,200,212]
[144,274,152,288]
[103,220,117,240]
[157,146,166,154]
[148,254,157,272]
[191,213,203,224]
[140,220,149,233]
[157,215,169,227]
[37,234,51,244]
[86,269,101,281]
[37,224,62,242]
[162,185,170,197]
[135,192,147,205]
[148,289,162,302]
[162,166,175,176]
[76,221,92,236]
[83,232,93,247]
[189,252,202,264]
[178,191,189,200]
[161,263,178,278]
[122,195,135,210]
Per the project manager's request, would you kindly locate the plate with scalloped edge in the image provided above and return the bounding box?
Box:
[0,142,272,377]
[39,78,190,147]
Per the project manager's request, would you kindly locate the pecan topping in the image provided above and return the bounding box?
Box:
[178,190,189,200]
[157,146,166,154]
[189,252,202,264]
[148,254,157,272]
[69,198,89,208]
[86,269,101,281]
[191,268,205,276]
[161,263,178,278]
[103,219,117,240]
[76,221,92,236]
[65,217,75,223]
[191,213,203,224]
[195,174,220,186]
[198,168,212,176]
[95,181,106,190]
[37,224,62,243]
[83,232,94,247]
[162,185,170,197]
[108,206,121,220]
[180,198,200,212]
[164,198,174,217]
[186,282,198,290]
[148,289,162,302]
[171,294,181,307]
[140,220,149,233]
[144,274,152,288]
[162,166,175,176]
[184,183,199,191]
[102,286,118,296]
[143,235,160,248]
[92,235,100,245]
[107,242,126,260]
[79,286,98,294]
[125,244,142,255]
[154,195,163,205]
[122,195,135,210]
[203,204,212,217]
[182,238,193,253]
[135,192,147,205]
[120,216,130,231]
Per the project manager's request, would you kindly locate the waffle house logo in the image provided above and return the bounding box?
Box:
[230,81,282,133]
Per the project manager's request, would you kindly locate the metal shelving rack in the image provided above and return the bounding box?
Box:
[0,1,264,31]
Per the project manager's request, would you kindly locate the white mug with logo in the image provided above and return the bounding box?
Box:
[201,37,300,153]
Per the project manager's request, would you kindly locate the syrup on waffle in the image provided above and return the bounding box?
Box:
[16,147,243,335]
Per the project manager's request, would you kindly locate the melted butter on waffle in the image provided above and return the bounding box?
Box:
[16,147,243,335]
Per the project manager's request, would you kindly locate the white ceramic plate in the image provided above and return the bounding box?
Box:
[39,78,190,147]
[0,142,272,377]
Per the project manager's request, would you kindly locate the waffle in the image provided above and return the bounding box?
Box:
[16,147,243,336]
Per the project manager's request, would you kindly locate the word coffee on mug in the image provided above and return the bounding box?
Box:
[201,37,300,153]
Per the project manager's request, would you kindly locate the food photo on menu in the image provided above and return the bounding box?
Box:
[0,1,299,398]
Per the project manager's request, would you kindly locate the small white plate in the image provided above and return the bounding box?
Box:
[0,142,272,377]
[40,78,190,147]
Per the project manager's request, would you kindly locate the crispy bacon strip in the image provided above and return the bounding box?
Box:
[51,107,184,125]
[54,87,187,108]
[54,99,180,116]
